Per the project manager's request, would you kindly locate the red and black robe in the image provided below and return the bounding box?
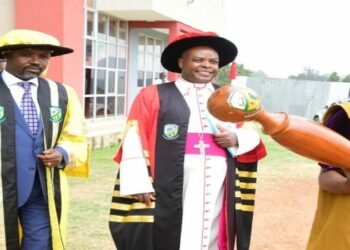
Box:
[109,82,266,250]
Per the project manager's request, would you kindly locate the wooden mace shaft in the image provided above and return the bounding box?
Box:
[207,85,350,169]
[255,110,350,169]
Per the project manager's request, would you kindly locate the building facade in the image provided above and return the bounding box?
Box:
[1,0,231,148]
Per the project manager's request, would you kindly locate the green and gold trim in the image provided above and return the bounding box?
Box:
[0,125,5,248]
[110,168,154,224]
[0,75,20,249]
[39,78,69,250]
[109,215,154,223]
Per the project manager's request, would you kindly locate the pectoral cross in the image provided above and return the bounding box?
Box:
[194,139,210,155]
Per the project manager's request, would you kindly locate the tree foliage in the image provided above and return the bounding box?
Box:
[216,63,263,85]
[342,74,350,82]
[252,70,267,77]
[288,67,327,81]
[327,72,340,82]
[216,64,231,86]
[216,63,350,83]
[237,63,253,76]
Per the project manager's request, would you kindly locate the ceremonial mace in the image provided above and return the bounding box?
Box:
[207,85,350,169]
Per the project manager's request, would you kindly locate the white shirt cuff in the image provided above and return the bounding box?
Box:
[119,126,154,196]
[229,125,260,156]
[120,158,154,196]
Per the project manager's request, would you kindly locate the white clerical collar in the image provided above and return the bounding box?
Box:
[175,77,213,94]
[2,70,39,88]
[177,77,210,87]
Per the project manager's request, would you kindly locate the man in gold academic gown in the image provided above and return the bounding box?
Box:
[0,29,89,250]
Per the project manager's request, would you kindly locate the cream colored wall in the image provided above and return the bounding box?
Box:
[0,0,15,35]
[153,0,229,35]
[98,0,153,10]
[98,0,229,35]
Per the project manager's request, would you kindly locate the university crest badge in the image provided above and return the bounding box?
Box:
[162,124,179,140]
[50,106,63,123]
[227,87,260,112]
[0,106,5,123]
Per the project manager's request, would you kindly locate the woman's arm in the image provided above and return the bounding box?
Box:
[319,168,350,194]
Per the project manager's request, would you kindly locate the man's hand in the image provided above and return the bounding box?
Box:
[37,149,63,168]
[135,193,156,206]
[214,124,238,148]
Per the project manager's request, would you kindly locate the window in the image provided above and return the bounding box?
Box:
[84,1,128,119]
[137,35,165,87]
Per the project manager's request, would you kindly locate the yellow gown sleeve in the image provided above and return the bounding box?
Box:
[57,85,90,177]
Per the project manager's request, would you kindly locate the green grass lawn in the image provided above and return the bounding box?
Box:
[258,133,316,177]
[66,132,318,249]
[67,145,117,249]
